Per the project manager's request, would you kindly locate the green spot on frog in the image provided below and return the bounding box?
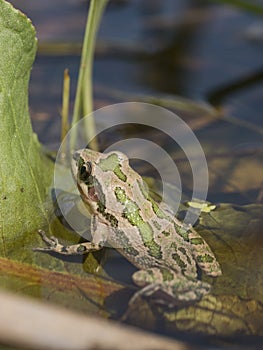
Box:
[149,198,168,220]
[94,181,118,228]
[114,167,127,182]
[172,253,187,270]
[160,268,174,282]
[98,154,127,182]
[176,225,189,242]
[115,187,162,259]
[178,247,186,254]
[97,201,118,228]
[106,213,118,227]
[97,201,106,213]
[178,247,192,264]
[115,187,127,203]
[153,221,162,230]
[124,246,140,257]
[123,202,141,225]
[162,231,170,237]
[197,254,215,264]
[190,237,204,245]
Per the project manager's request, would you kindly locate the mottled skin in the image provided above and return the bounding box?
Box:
[37,149,222,306]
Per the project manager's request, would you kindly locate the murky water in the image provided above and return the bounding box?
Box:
[9,0,263,203]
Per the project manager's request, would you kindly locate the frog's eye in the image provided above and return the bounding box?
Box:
[79,161,92,182]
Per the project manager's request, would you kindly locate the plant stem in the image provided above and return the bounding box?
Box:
[61,69,70,142]
[71,0,108,151]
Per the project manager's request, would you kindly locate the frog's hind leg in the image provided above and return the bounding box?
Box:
[130,267,211,308]
[188,226,222,277]
[172,216,222,276]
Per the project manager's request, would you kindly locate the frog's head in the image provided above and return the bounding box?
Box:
[72,149,100,180]
[71,148,129,212]
[71,149,103,209]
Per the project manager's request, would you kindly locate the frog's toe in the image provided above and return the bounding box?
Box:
[50,236,59,245]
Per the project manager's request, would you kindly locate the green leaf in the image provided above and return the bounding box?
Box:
[0,256,125,317]
[0,0,53,259]
[0,1,112,310]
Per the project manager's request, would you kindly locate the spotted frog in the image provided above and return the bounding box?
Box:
[37,149,222,305]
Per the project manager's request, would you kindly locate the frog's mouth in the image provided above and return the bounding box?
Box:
[87,186,99,202]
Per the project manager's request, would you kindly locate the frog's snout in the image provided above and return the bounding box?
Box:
[72,151,80,162]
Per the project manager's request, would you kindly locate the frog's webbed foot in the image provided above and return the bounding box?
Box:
[126,267,211,310]
[33,229,102,255]
[127,280,210,312]
[127,283,164,307]
[120,283,164,321]
[121,278,211,321]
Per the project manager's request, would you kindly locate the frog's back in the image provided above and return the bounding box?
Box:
[74,149,221,279]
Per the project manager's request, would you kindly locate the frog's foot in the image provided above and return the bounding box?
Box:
[130,268,211,308]
[121,276,211,321]
[33,229,102,255]
[128,281,211,310]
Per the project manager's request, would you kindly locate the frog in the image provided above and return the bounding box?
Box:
[36,148,222,306]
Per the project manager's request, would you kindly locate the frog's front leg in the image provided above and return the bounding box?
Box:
[130,267,211,308]
[33,229,102,255]
[34,216,109,255]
